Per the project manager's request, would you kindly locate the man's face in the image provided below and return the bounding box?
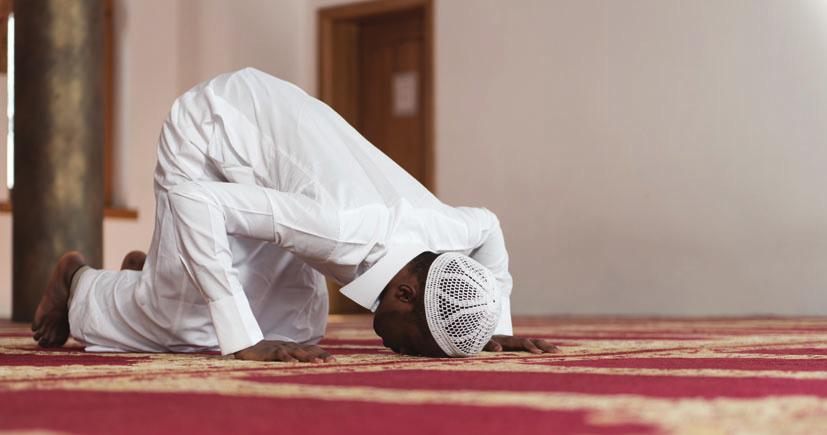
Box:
[373,309,444,357]
[372,264,446,357]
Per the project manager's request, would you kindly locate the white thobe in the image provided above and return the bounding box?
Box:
[68,68,513,355]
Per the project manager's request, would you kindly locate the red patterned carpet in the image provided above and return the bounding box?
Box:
[2,316,827,434]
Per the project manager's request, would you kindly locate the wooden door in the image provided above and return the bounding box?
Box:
[357,10,427,184]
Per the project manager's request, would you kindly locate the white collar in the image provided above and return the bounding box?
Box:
[339,243,428,312]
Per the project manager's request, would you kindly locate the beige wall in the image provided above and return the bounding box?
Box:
[435,0,827,315]
[2,0,826,317]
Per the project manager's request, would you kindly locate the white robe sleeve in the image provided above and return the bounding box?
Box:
[468,209,514,336]
[167,181,339,355]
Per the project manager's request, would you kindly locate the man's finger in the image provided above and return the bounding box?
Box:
[306,345,325,358]
[289,347,316,362]
[534,339,559,353]
[274,348,298,362]
[302,345,326,363]
[296,344,335,363]
[522,338,542,354]
[484,340,502,352]
[311,346,336,362]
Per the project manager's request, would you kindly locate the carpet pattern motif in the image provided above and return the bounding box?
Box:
[2,316,827,434]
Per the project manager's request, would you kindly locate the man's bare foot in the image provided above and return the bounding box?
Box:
[32,251,86,347]
[120,250,146,271]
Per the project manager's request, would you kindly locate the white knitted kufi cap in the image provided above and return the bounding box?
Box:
[424,253,501,357]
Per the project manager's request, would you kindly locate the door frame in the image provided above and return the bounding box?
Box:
[317,0,435,191]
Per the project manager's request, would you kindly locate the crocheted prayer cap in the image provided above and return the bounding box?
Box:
[424,253,501,357]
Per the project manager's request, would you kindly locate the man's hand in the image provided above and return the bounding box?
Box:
[484,335,559,354]
[234,340,336,363]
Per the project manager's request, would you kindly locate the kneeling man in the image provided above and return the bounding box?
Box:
[32,68,556,361]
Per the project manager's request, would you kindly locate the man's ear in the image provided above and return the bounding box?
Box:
[395,284,417,304]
